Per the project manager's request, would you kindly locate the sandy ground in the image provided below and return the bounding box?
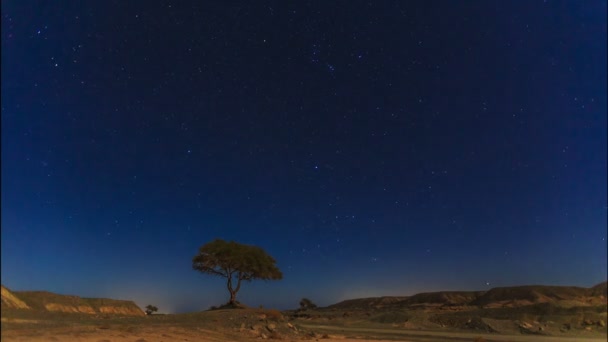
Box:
[0,327,377,342]
[2,324,607,342]
[300,323,608,342]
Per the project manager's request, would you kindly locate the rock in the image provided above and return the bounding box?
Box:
[287,322,296,330]
[258,314,267,320]
[518,322,533,329]
[266,323,276,332]
[583,319,594,326]
[239,322,245,331]
[260,333,268,339]
[585,326,592,331]
[598,320,606,327]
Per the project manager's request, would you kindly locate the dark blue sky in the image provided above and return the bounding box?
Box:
[2,1,606,313]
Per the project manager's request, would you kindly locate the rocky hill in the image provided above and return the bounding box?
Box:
[1,285,144,316]
[327,296,409,310]
[590,281,608,297]
[329,282,607,310]
[470,285,604,308]
[1,286,30,309]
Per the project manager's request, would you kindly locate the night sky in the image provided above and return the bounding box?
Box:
[2,1,606,313]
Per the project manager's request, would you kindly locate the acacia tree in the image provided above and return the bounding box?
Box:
[192,239,283,306]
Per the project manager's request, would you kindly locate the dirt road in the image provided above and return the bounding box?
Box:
[299,323,608,342]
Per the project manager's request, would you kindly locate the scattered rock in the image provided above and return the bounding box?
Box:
[260,333,268,339]
[518,322,533,329]
[266,323,276,332]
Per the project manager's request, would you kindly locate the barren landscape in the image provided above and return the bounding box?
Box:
[2,283,606,342]
[3,1,607,342]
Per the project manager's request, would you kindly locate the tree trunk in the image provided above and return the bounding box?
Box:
[227,276,237,305]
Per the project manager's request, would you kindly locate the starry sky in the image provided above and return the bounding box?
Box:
[2,1,607,313]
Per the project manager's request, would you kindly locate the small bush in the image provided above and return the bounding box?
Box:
[145,305,158,315]
[265,309,284,321]
[299,298,318,310]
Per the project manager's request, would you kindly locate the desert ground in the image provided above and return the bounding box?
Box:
[2,307,607,342]
[2,283,606,342]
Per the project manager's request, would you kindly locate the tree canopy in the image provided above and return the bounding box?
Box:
[192,239,282,305]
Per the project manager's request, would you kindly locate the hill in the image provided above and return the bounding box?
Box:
[1,286,30,310]
[590,281,608,297]
[329,283,607,310]
[1,285,144,316]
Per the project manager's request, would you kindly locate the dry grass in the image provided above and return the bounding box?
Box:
[263,309,284,321]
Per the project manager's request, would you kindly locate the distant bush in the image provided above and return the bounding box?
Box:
[299,298,317,310]
[144,305,158,315]
[209,305,218,310]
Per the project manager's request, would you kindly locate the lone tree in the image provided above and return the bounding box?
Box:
[192,239,283,306]
[299,298,317,310]
[145,305,158,315]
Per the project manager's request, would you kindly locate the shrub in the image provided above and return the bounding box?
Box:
[299,298,318,310]
[265,309,284,321]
